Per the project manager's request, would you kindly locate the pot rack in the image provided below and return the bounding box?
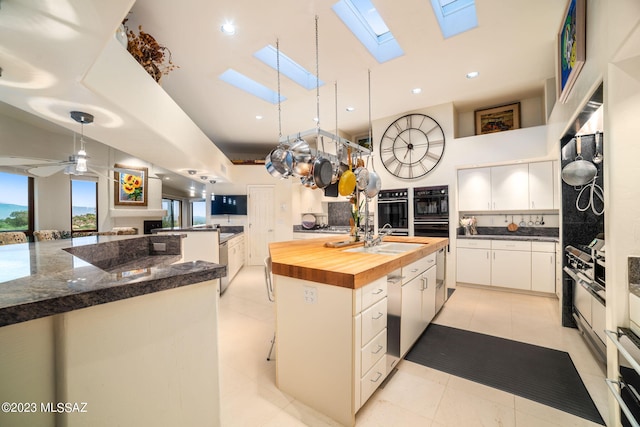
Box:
[278,128,370,156]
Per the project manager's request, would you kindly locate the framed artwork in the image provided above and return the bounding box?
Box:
[474,102,521,135]
[114,164,148,206]
[557,0,586,103]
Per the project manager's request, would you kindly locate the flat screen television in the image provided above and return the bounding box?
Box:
[211,195,247,215]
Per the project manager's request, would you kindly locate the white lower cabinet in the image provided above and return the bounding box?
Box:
[531,242,556,293]
[400,256,437,356]
[491,241,531,290]
[456,239,555,293]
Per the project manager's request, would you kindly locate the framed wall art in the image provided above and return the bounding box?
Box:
[474,102,521,135]
[557,0,586,103]
[114,164,148,206]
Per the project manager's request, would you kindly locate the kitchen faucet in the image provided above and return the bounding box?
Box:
[365,223,393,247]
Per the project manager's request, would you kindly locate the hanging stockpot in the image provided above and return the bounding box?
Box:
[266,39,292,179]
[561,135,597,186]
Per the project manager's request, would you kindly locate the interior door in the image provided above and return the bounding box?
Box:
[248,185,275,266]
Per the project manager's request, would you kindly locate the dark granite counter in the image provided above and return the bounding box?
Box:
[153,226,243,244]
[456,226,559,243]
[0,234,226,327]
[293,225,351,234]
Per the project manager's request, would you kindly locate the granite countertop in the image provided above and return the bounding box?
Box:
[154,226,244,244]
[456,226,559,243]
[0,234,226,327]
[293,225,351,234]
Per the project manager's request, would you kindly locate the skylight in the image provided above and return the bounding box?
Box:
[254,46,324,91]
[430,0,478,39]
[218,69,285,104]
[332,0,404,63]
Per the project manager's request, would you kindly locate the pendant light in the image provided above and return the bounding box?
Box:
[70,111,94,173]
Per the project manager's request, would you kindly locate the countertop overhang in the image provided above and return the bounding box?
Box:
[269,236,449,289]
[0,235,226,327]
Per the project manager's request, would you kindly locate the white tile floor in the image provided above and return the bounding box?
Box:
[218,266,609,426]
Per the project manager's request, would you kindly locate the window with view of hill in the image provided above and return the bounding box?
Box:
[162,198,181,229]
[192,200,206,226]
[0,171,33,233]
[71,179,97,232]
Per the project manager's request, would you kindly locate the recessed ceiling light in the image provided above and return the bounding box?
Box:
[411,88,422,94]
[256,115,263,120]
[346,107,355,112]
[221,23,236,35]
[466,71,479,79]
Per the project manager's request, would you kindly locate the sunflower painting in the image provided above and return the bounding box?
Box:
[114,164,148,206]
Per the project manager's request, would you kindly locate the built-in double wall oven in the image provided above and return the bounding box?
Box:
[413,185,449,238]
[377,189,409,236]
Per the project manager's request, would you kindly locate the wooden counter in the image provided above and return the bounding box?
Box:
[269,236,448,289]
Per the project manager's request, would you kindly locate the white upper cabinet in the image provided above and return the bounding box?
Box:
[491,164,529,211]
[528,161,554,210]
[458,167,491,211]
[458,161,557,212]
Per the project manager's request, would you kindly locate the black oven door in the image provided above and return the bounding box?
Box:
[414,220,449,237]
[377,200,408,230]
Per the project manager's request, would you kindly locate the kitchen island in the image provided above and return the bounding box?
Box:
[0,234,226,427]
[270,235,448,426]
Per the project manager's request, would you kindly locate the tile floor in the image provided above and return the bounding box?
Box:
[218,266,609,426]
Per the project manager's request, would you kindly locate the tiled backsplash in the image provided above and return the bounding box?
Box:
[328,202,352,226]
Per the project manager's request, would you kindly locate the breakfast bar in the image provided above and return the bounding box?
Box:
[0,235,226,427]
[270,235,448,426]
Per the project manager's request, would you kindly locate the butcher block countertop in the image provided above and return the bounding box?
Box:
[269,236,448,289]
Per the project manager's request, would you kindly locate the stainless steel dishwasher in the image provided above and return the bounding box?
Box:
[435,247,446,313]
[219,241,229,294]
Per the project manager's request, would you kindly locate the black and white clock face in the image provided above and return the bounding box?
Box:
[379,114,445,179]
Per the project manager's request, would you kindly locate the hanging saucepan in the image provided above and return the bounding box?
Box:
[355,165,369,191]
[311,155,333,189]
[365,169,381,198]
[265,150,283,178]
[338,147,357,196]
[271,145,293,177]
[290,137,312,178]
[561,135,597,186]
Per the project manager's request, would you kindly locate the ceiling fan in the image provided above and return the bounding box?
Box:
[0,111,95,177]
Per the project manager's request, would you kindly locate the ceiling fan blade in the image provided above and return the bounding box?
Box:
[0,156,61,167]
[27,164,69,177]
[87,167,118,182]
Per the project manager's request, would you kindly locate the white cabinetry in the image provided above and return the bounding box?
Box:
[456,239,491,286]
[456,239,556,294]
[458,167,491,211]
[458,161,556,212]
[531,242,556,293]
[491,240,531,290]
[227,234,245,282]
[399,253,437,356]
[528,161,554,210]
[491,164,529,211]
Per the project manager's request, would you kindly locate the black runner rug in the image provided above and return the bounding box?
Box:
[405,324,604,425]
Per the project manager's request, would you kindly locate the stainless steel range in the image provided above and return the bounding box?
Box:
[564,237,606,363]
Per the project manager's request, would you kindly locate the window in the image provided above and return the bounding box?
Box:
[162,198,182,229]
[192,200,206,226]
[0,171,34,234]
[71,178,98,232]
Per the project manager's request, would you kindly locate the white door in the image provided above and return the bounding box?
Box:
[421,265,437,324]
[531,251,555,293]
[458,167,491,211]
[491,249,531,290]
[528,161,554,210]
[456,248,491,286]
[491,164,529,210]
[248,185,275,266]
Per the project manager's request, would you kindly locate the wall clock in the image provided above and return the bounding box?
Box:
[379,113,445,179]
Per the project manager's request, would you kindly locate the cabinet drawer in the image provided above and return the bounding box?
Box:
[360,276,388,312]
[532,241,555,252]
[457,239,491,249]
[361,298,387,345]
[491,240,531,251]
[361,354,387,406]
[361,328,387,377]
[403,253,436,283]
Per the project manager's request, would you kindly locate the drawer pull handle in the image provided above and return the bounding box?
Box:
[410,268,419,273]
[372,312,384,320]
[370,372,383,383]
[372,345,384,354]
[372,288,384,295]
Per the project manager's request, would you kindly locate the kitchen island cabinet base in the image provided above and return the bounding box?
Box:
[0,280,221,427]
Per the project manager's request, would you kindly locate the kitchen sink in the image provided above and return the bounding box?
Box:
[343,242,425,255]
